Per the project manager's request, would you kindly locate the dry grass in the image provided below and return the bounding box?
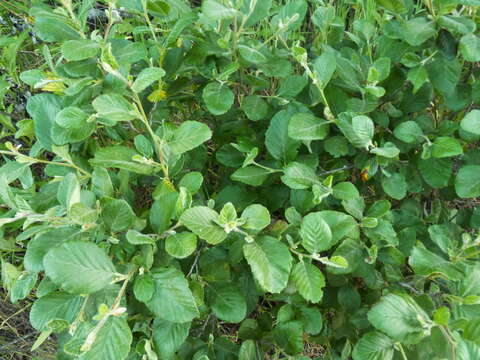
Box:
[0,290,56,360]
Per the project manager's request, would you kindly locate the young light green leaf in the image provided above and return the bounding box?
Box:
[180,206,227,245]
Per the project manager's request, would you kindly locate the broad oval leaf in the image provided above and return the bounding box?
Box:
[299,212,333,253]
[243,236,292,293]
[180,206,227,244]
[145,267,199,323]
[43,242,117,294]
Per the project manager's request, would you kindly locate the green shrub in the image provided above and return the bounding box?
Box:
[1,0,480,359]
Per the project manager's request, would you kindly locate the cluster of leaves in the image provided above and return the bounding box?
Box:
[2,0,480,359]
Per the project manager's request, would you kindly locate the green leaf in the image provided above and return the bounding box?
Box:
[53,106,95,144]
[272,0,307,33]
[30,7,81,42]
[438,15,476,35]
[281,162,318,190]
[168,121,212,154]
[319,210,358,243]
[57,173,80,210]
[291,261,325,303]
[146,267,199,323]
[352,115,374,148]
[134,274,155,303]
[288,113,329,141]
[180,206,227,245]
[231,166,270,186]
[265,109,301,162]
[332,182,359,200]
[10,271,38,303]
[243,236,292,293]
[25,227,82,272]
[418,158,452,188]
[153,319,190,359]
[202,82,234,115]
[90,146,155,175]
[313,51,336,89]
[273,321,303,355]
[62,40,100,61]
[44,242,117,294]
[165,232,197,259]
[299,212,333,253]
[126,230,155,245]
[80,317,132,360]
[30,292,83,331]
[352,332,394,360]
[179,172,203,194]
[239,340,262,360]
[409,245,464,280]
[241,95,269,121]
[131,67,166,93]
[407,66,429,93]
[460,110,480,135]
[394,121,424,143]
[381,173,407,200]
[370,143,400,158]
[240,204,271,230]
[101,198,136,232]
[202,0,239,20]
[402,17,436,46]
[367,293,432,343]
[456,165,480,198]
[240,0,272,27]
[431,136,463,158]
[238,45,268,64]
[460,34,480,62]
[93,94,138,122]
[26,94,62,151]
[208,282,246,323]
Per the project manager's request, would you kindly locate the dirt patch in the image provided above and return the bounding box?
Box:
[0,290,56,360]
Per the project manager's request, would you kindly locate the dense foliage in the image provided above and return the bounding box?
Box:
[2,0,480,359]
